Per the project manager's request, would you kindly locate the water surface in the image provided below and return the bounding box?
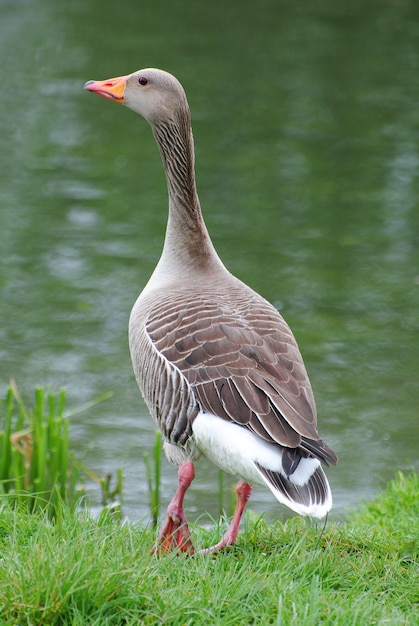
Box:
[1,0,418,522]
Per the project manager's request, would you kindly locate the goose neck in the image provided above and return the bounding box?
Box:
[151,116,224,274]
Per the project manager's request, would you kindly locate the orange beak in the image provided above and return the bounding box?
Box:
[83,74,128,103]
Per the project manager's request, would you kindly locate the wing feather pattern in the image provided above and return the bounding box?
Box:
[130,322,198,447]
[142,286,337,467]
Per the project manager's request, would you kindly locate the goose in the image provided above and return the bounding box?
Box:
[84,68,337,554]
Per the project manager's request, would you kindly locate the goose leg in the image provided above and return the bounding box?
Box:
[200,481,252,554]
[152,461,195,554]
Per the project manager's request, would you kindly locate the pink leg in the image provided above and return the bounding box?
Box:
[200,481,253,554]
[152,462,195,555]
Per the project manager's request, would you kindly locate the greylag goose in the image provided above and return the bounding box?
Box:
[84,68,337,554]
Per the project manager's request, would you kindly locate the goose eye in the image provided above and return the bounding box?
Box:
[138,76,149,86]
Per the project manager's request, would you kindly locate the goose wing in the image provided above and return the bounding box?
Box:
[144,287,337,466]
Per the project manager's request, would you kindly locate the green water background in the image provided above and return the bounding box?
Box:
[1,0,418,519]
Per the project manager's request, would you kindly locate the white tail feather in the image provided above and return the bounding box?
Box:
[192,411,333,518]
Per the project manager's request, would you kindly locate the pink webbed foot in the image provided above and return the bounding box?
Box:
[152,461,195,555]
[152,506,194,554]
[200,481,253,554]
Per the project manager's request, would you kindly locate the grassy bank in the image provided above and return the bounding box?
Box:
[0,471,418,625]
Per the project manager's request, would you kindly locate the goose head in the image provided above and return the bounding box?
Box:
[84,68,189,126]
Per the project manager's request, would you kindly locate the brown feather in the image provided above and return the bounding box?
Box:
[145,286,334,456]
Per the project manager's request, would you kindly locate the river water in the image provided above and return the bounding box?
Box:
[1,0,418,522]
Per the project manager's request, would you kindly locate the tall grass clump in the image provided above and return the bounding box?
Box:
[143,430,162,526]
[0,382,83,517]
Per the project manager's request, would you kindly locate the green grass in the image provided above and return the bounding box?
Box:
[0,471,418,625]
